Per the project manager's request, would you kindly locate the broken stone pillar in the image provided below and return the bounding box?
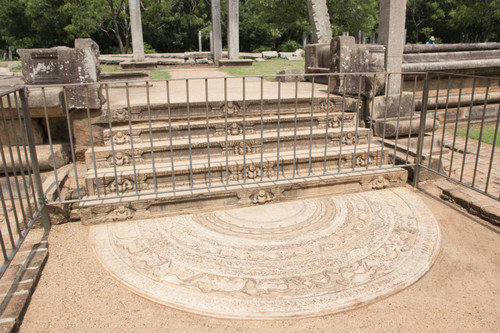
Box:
[129,0,145,61]
[18,39,103,110]
[328,36,385,97]
[378,0,407,95]
[211,0,223,64]
[227,0,239,59]
[18,39,104,146]
[307,0,332,44]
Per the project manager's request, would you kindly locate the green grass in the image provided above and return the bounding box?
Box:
[453,122,499,147]
[218,58,305,81]
[11,65,22,72]
[150,70,171,80]
[101,64,119,73]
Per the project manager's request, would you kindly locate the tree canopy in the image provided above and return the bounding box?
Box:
[0,0,499,56]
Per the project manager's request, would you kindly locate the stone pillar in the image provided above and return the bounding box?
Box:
[198,31,202,52]
[129,0,145,61]
[209,31,213,53]
[211,0,223,64]
[227,0,239,59]
[378,0,407,95]
[307,0,332,44]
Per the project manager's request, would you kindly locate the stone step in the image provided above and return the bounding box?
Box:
[102,112,357,145]
[85,144,386,196]
[99,96,362,125]
[85,127,372,169]
[78,167,408,224]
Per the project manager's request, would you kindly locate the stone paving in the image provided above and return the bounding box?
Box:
[89,187,441,319]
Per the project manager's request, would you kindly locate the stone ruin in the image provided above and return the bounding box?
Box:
[305,36,438,139]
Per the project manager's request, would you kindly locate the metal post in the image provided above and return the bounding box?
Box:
[20,88,51,231]
[413,73,430,187]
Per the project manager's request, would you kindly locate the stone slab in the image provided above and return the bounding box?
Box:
[0,144,69,173]
[218,59,253,67]
[120,61,157,70]
[89,187,440,319]
[78,167,408,224]
[373,115,438,137]
[368,92,415,120]
[437,181,500,226]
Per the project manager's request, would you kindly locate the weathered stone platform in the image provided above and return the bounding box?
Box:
[89,187,441,319]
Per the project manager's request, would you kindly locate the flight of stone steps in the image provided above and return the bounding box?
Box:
[78,96,407,224]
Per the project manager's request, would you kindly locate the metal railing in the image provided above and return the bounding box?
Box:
[0,87,49,278]
[24,72,428,206]
[415,72,500,201]
[1,70,498,277]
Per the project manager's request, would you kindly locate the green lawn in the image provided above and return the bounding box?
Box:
[453,122,499,147]
[101,65,170,80]
[218,58,305,81]
[150,70,171,80]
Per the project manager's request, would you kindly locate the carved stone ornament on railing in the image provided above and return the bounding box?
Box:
[108,177,134,194]
[370,176,390,190]
[110,206,133,221]
[328,115,342,128]
[220,101,241,117]
[113,131,130,145]
[343,132,355,145]
[109,151,131,166]
[112,109,129,122]
[319,100,335,112]
[251,190,274,205]
[228,122,243,136]
[245,163,261,180]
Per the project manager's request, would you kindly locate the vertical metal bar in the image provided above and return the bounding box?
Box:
[5,94,30,224]
[41,88,61,202]
[204,79,212,187]
[12,91,36,214]
[414,72,430,187]
[0,221,7,260]
[166,80,175,190]
[438,76,452,170]
[62,87,81,199]
[186,79,194,188]
[0,180,16,248]
[324,75,332,173]
[459,78,476,182]
[242,77,247,183]
[224,78,229,184]
[448,78,464,178]
[276,79,281,179]
[406,76,419,164]
[392,74,404,167]
[352,75,362,171]
[0,98,25,233]
[145,81,157,192]
[0,133,21,239]
[366,74,377,169]
[20,88,50,231]
[292,77,299,177]
[472,83,490,188]
[379,73,390,168]
[125,83,139,194]
[484,101,499,194]
[308,77,315,175]
[338,74,347,173]
[259,77,264,181]
[84,86,101,198]
[427,74,441,167]
[104,85,120,196]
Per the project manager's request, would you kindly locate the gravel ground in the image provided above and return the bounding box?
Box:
[20,184,500,332]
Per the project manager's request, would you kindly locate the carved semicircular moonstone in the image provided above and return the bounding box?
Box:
[89,187,441,319]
